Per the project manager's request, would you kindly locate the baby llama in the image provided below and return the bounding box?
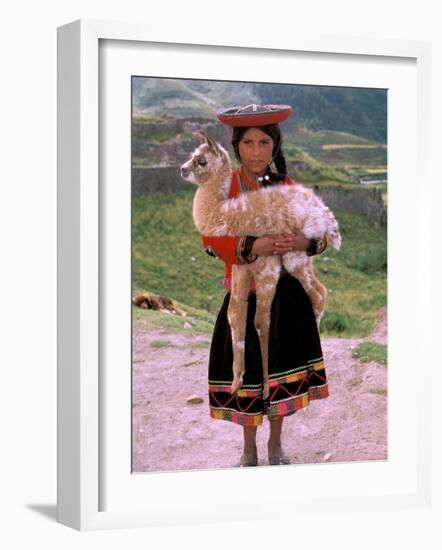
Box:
[181,131,341,399]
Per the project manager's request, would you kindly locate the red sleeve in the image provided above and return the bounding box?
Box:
[283,176,296,186]
[200,168,246,266]
[201,234,244,265]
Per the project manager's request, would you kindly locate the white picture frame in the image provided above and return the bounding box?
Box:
[57,18,433,531]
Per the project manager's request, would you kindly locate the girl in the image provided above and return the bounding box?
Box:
[202,104,328,467]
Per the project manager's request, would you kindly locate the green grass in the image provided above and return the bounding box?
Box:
[134,129,176,143]
[291,129,378,147]
[320,146,387,167]
[349,376,363,387]
[132,190,227,313]
[283,145,354,184]
[132,158,157,167]
[191,340,211,349]
[352,342,387,366]
[287,128,387,171]
[367,387,387,396]
[132,114,176,123]
[183,359,204,368]
[132,192,387,338]
[132,301,216,336]
[315,209,387,336]
[292,166,353,185]
[150,339,177,348]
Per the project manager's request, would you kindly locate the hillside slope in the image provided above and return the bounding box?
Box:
[133,77,387,143]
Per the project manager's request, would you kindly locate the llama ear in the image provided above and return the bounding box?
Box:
[192,130,207,143]
[192,130,219,156]
[205,133,220,156]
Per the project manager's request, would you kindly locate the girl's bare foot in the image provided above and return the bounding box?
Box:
[267,444,290,465]
[238,425,258,466]
[268,417,290,465]
[237,451,258,467]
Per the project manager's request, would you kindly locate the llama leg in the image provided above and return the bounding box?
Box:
[294,264,328,327]
[252,257,281,400]
[308,274,328,327]
[282,253,327,328]
[228,265,253,394]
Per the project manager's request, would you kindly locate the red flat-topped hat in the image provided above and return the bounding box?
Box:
[216,103,293,127]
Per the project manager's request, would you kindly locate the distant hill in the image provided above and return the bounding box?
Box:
[133,78,387,143]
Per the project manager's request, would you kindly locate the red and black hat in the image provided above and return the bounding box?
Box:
[216,103,293,127]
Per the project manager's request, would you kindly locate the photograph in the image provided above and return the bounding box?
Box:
[130,77,388,473]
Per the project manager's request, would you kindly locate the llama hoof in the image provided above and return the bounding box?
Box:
[230,377,243,394]
[314,314,323,329]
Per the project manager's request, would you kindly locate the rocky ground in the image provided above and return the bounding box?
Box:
[132,307,387,473]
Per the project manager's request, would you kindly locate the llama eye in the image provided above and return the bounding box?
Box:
[197,158,208,166]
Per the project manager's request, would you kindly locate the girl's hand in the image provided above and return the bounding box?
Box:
[251,232,310,256]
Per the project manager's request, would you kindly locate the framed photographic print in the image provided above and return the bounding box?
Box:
[57,19,433,531]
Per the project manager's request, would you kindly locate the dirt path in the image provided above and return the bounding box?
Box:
[132,307,387,472]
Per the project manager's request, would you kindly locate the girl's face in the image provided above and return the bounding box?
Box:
[237,127,274,179]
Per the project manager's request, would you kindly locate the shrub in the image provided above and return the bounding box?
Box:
[321,311,352,333]
[349,247,387,274]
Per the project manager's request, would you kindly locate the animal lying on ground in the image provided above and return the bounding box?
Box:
[180,131,341,399]
[132,292,187,316]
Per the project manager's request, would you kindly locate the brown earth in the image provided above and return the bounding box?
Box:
[132,306,387,473]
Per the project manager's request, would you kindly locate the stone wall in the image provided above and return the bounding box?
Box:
[132,166,387,227]
[306,184,387,227]
[132,166,193,195]
[132,118,231,166]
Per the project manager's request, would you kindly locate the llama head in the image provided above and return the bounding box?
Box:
[180,131,231,187]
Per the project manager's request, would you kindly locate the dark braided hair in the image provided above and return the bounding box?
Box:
[231,123,288,185]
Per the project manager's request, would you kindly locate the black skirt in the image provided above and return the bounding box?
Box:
[208,273,329,425]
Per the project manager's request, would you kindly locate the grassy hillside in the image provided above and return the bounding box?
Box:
[287,128,387,167]
[132,190,387,338]
[133,77,387,143]
[132,115,387,185]
[253,83,387,143]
